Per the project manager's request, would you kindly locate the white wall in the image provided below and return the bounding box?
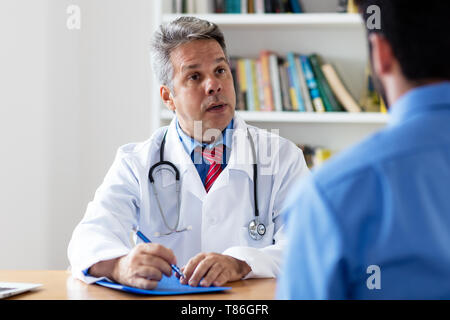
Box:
[0,0,155,269]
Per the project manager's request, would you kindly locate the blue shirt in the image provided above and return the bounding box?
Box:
[276,82,450,300]
[176,119,234,184]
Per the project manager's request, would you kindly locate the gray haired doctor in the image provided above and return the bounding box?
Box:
[68,17,309,290]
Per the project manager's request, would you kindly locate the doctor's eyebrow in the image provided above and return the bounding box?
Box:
[181,57,228,73]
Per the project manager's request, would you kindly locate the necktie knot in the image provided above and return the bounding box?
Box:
[202,144,224,165]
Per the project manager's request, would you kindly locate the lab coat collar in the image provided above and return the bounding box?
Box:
[163,113,255,197]
[165,119,207,200]
[208,114,255,194]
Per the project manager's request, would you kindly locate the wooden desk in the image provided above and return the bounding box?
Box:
[1,270,276,300]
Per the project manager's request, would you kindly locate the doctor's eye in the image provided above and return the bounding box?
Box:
[188,73,200,81]
[216,67,227,75]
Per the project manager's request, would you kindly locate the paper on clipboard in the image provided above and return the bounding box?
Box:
[96,274,231,295]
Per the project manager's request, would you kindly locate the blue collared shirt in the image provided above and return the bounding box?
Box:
[176,118,234,184]
[276,82,450,299]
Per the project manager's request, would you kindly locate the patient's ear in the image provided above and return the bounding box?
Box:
[369,33,395,77]
[160,85,175,112]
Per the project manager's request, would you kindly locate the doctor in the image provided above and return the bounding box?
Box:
[68,16,308,289]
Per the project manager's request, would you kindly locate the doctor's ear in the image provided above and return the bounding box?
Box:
[160,85,176,112]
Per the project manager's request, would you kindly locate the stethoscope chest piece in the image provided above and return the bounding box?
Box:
[248,218,266,241]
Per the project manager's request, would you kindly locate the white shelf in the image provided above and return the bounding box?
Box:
[160,109,388,124]
[163,13,363,27]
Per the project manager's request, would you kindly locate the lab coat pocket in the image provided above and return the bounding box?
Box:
[239,223,275,249]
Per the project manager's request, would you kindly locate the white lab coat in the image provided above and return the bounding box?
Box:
[68,114,309,284]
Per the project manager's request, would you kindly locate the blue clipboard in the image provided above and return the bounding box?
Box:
[96,274,231,296]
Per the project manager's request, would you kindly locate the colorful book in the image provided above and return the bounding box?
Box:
[279,62,292,111]
[300,55,325,112]
[289,0,303,13]
[259,51,275,111]
[256,59,267,111]
[309,54,343,112]
[286,61,300,111]
[287,52,305,111]
[269,54,283,112]
[321,63,362,112]
[295,55,314,112]
[237,58,248,110]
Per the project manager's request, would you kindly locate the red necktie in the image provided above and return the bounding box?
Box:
[202,145,223,193]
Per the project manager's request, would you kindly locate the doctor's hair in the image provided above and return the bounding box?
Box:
[150,16,229,93]
[354,0,450,82]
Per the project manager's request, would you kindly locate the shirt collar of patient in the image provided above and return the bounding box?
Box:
[175,118,234,156]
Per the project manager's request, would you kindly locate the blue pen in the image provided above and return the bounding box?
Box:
[132,226,186,279]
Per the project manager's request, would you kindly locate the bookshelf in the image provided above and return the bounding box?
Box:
[151,0,388,153]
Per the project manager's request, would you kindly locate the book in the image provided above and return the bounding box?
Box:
[196,0,212,13]
[245,59,256,110]
[255,0,265,13]
[300,55,325,112]
[309,54,343,112]
[289,0,303,13]
[286,61,300,111]
[279,62,292,111]
[241,0,248,13]
[295,55,314,112]
[269,54,283,112]
[259,51,275,111]
[186,0,196,13]
[237,58,248,110]
[256,59,267,110]
[321,63,362,112]
[347,0,358,13]
[287,52,305,111]
[360,63,382,112]
[173,0,183,13]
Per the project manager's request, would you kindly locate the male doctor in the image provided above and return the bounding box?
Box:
[68,16,308,289]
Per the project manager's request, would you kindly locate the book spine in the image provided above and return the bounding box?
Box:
[245,59,255,111]
[287,52,305,111]
[289,0,302,13]
[251,59,260,111]
[260,51,275,111]
[186,0,196,13]
[309,54,342,112]
[238,59,248,110]
[300,55,325,112]
[269,54,283,112]
[295,55,314,112]
[255,0,265,13]
[279,62,292,111]
[241,0,248,13]
[256,59,267,111]
[321,63,361,112]
[286,61,299,111]
[196,0,210,13]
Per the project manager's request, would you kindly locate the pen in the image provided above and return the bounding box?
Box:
[132,226,186,279]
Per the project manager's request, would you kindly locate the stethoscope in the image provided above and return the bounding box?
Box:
[148,127,266,241]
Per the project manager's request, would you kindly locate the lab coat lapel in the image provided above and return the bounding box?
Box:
[164,119,206,201]
[208,114,254,194]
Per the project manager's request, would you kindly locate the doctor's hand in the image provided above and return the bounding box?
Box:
[90,243,177,290]
[178,252,251,287]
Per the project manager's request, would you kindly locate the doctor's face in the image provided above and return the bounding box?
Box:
[161,39,236,142]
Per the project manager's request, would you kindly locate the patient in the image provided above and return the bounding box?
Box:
[277,0,450,299]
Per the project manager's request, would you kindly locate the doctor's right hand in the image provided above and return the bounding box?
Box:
[89,243,177,290]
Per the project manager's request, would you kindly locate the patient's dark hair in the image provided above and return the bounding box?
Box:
[354,0,450,82]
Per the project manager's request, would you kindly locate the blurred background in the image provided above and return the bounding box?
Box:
[0,0,156,269]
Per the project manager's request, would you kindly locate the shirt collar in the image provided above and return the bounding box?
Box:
[389,81,450,127]
[176,117,234,156]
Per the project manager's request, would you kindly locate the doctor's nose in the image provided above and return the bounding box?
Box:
[204,78,222,96]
